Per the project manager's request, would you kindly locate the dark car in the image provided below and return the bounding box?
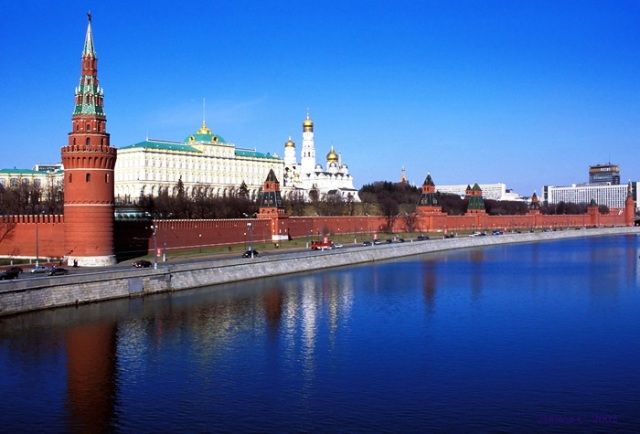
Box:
[242,249,259,258]
[0,267,22,280]
[416,235,429,241]
[133,259,152,268]
[49,267,69,276]
[362,240,372,246]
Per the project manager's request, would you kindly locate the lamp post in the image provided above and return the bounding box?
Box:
[247,222,253,257]
[35,214,40,267]
[151,224,158,269]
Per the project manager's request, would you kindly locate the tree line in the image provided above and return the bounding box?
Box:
[0,182,64,215]
[0,177,611,219]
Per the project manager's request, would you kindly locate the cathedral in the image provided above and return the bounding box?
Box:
[282,114,359,201]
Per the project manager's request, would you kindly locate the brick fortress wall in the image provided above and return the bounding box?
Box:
[0,208,631,260]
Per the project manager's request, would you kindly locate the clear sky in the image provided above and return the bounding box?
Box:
[1,1,638,195]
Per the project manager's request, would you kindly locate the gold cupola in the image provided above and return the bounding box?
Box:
[326,146,339,162]
[197,120,212,135]
[302,113,313,132]
[285,136,295,148]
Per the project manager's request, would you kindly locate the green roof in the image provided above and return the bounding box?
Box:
[119,140,202,153]
[186,132,227,144]
[235,149,279,160]
[0,169,41,175]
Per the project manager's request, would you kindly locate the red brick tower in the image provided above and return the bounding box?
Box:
[625,182,635,227]
[61,13,117,266]
[257,170,290,241]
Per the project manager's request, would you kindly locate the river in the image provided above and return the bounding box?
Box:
[1,235,639,432]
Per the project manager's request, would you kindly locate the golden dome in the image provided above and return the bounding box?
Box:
[285,136,295,148]
[302,112,314,132]
[197,120,212,135]
[326,146,339,162]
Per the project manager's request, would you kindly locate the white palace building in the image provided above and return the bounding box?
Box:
[114,121,284,202]
[112,113,358,203]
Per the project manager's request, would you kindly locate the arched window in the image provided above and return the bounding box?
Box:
[85,137,90,146]
[69,174,72,183]
[86,123,91,131]
[73,138,76,146]
[86,173,91,182]
[105,173,109,183]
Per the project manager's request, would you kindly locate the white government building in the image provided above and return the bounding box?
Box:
[282,113,359,201]
[543,183,638,211]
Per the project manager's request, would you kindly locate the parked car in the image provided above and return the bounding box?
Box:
[310,240,333,250]
[331,243,344,249]
[49,267,69,276]
[133,259,152,268]
[373,240,383,245]
[362,240,372,246]
[0,267,22,280]
[242,249,259,258]
[30,265,51,274]
[416,235,429,241]
[492,230,503,235]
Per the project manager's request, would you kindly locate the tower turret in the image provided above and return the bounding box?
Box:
[283,136,297,169]
[625,181,635,226]
[300,112,316,175]
[466,183,486,213]
[61,13,117,266]
[417,173,443,214]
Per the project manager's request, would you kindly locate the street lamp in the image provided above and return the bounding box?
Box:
[35,210,44,266]
[151,224,158,269]
[247,222,253,257]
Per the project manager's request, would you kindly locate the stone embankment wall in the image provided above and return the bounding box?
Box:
[1,227,637,317]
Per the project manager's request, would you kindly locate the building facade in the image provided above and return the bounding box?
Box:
[544,182,638,211]
[589,163,620,185]
[282,114,359,201]
[436,183,522,201]
[0,166,63,199]
[114,121,284,203]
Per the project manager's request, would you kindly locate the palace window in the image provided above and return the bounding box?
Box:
[86,173,91,182]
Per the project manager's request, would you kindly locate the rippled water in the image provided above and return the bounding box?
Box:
[1,235,640,432]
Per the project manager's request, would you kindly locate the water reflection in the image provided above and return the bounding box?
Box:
[1,235,639,432]
[66,322,117,434]
[470,249,484,303]
[422,260,437,315]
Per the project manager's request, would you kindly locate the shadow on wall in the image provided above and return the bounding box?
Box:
[114,219,153,262]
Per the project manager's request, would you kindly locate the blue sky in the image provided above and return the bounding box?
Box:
[0,0,638,195]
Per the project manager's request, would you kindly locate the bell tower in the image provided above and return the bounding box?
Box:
[61,13,117,266]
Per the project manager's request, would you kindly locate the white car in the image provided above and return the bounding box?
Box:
[30,265,51,274]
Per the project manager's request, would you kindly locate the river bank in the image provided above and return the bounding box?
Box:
[1,226,638,317]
